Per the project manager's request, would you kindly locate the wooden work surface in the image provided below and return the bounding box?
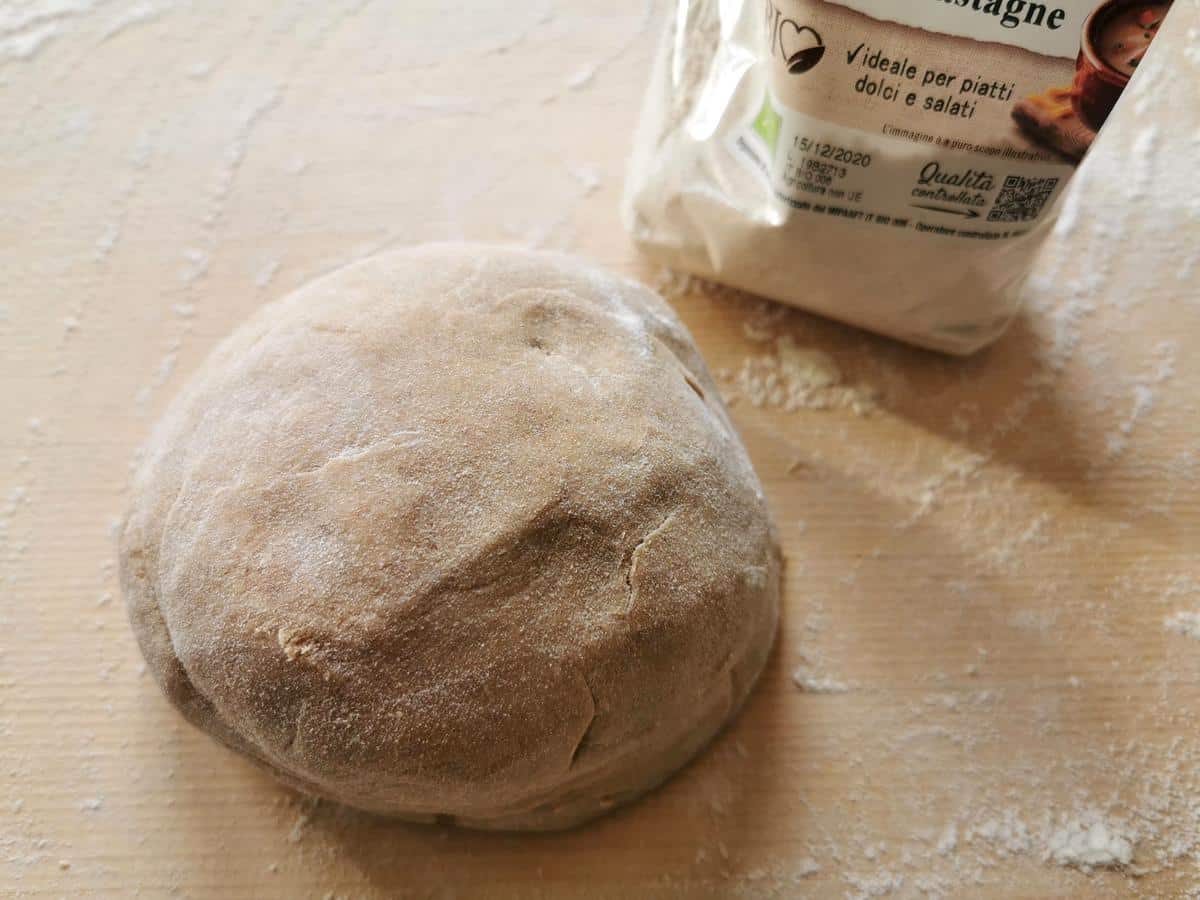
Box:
[2,2,1199,897]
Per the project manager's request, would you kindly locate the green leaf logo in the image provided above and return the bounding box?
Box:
[753,94,781,158]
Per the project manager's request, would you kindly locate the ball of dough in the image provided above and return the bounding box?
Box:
[120,244,780,830]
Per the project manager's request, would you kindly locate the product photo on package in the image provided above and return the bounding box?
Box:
[624,0,1173,353]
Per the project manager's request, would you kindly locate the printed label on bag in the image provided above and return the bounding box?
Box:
[734,96,1075,238]
[735,0,1171,238]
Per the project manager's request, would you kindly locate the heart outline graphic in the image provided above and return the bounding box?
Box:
[779,19,825,73]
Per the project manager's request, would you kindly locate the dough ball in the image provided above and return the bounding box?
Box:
[120,244,780,830]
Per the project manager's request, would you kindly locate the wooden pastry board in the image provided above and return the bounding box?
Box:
[2,2,1198,897]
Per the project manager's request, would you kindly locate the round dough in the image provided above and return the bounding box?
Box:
[120,244,780,830]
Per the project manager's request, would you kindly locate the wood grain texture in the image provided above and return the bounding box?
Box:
[2,1,1198,898]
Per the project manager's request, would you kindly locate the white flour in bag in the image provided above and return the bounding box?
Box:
[623,0,1172,354]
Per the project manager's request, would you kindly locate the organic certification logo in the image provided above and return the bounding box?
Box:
[753,94,782,157]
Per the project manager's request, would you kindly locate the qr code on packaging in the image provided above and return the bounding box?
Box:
[987,175,1059,223]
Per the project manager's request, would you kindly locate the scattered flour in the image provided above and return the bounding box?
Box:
[650,267,711,305]
[255,258,282,288]
[0,0,96,36]
[729,336,875,414]
[1008,608,1059,634]
[1044,815,1134,871]
[288,812,314,843]
[796,858,820,877]
[980,512,1051,573]
[179,247,210,284]
[101,1,174,43]
[566,65,596,90]
[935,823,958,856]
[845,871,904,899]
[0,23,59,61]
[1104,341,1177,461]
[568,165,602,194]
[186,60,212,79]
[792,667,850,694]
[202,86,284,230]
[1164,610,1200,640]
[967,808,1033,857]
[94,221,121,259]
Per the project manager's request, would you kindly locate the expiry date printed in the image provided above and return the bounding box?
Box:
[794,136,873,168]
[987,175,1059,223]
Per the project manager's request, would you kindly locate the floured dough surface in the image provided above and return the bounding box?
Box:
[120,243,780,830]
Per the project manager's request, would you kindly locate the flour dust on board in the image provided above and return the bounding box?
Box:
[623,0,1173,353]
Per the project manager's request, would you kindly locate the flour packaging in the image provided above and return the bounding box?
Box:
[623,0,1172,353]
